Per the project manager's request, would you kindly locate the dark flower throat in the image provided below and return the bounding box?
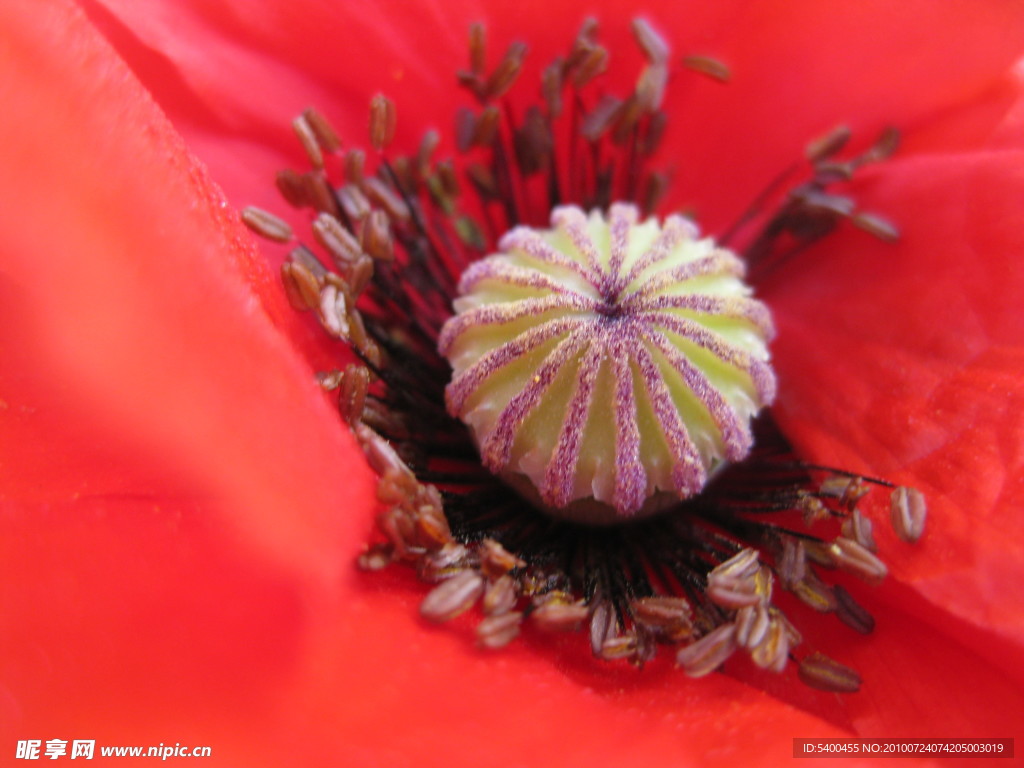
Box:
[242,17,924,693]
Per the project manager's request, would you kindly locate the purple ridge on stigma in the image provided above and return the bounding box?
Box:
[618,214,698,290]
[480,326,592,470]
[606,203,637,282]
[629,330,706,496]
[551,206,617,297]
[623,251,747,298]
[445,315,584,414]
[641,311,777,404]
[541,334,606,507]
[458,258,595,300]
[437,293,596,355]
[498,227,602,286]
[644,329,752,461]
[609,332,646,515]
[627,293,776,338]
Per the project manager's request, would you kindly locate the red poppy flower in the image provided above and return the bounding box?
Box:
[2,0,1023,765]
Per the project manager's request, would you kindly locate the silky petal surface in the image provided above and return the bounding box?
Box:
[84,0,1024,662]
[83,0,1024,276]
[0,2,363,760]
[769,72,1024,680]
[3,0,1023,765]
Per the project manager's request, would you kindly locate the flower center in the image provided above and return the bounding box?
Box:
[241,15,926,695]
[440,203,776,522]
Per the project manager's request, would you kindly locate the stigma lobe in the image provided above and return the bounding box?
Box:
[439,203,776,523]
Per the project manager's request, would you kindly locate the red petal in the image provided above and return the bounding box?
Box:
[1,496,310,765]
[85,0,1024,657]
[738,580,1024,738]
[0,0,368,756]
[0,0,373,573]
[85,0,1024,225]
[666,0,1024,229]
[5,0,1022,763]
[81,0,1024,409]
[769,73,1024,673]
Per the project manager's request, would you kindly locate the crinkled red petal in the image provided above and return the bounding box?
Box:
[0,1,365,757]
[1,4,865,765]
[770,73,1024,678]
[84,0,1024,350]
[3,0,1023,764]
[85,0,1024,209]
[89,0,1024,672]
